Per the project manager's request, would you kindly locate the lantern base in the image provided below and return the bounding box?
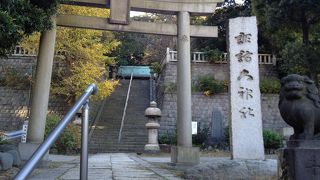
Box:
[144,144,160,153]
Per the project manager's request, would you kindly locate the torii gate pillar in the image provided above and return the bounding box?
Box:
[171,11,199,165]
[19,17,57,160]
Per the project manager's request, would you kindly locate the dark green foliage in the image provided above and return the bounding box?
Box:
[110,15,173,66]
[260,78,281,94]
[224,127,283,149]
[253,0,320,46]
[192,127,209,146]
[111,32,145,66]
[197,75,228,95]
[193,1,252,52]
[206,49,224,63]
[0,0,62,56]
[162,83,177,93]
[150,62,162,74]
[224,126,230,145]
[45,114,80,154]
[0,140,10,145]
[30,0,60,10]
[263,130,283,149]
[0,66,30,89]
[278,41,320,79]
[253,0,320,82]
[0,11,22,56]
[158,132,177,145]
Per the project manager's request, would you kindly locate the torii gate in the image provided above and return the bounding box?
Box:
[22,0,223,165]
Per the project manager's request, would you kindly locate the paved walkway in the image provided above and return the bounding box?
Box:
[28,153,183,180]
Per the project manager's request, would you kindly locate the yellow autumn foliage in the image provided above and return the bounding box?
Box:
[21,5,120,101]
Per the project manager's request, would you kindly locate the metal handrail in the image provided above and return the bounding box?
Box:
[88,99,107,140]
[0,130,26,141]
[118,73,133,144]
[149,74,153,101]
[0,121,28,142]
[14,84,98,180]
[149,74,156,102]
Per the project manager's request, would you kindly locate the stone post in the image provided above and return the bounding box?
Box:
[144,101,161,152]
[177,11,192,148]
[19,17,57,160]
[228,17,265,160]
[171,11,199,165]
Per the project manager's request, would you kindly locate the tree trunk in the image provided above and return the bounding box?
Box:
[302,24,309,46]
[301,11,310,46]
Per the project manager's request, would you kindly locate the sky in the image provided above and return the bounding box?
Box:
[130,11,147,17]
[130,0,244,17]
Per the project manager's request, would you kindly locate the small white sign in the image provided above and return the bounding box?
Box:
[192,121,198,135]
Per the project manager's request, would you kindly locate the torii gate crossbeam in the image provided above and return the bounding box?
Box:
[56,15,218,37]
[64,0,222,15]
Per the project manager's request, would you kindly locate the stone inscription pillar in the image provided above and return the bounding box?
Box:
[27,17,57,143]
[171,11,199,165]
[228,16,265,160]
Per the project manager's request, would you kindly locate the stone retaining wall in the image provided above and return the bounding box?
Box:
[161,62,278,83]
[0,88,29,131]
[159,92,289,136]
[158,62,286,136]
[0,87,70,132]
[0,56,65,131]
[0,55,105,138]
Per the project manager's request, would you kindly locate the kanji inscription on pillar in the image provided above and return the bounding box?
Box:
[235,50,253,62]
[238,87,253,100]
[228,16,265,160]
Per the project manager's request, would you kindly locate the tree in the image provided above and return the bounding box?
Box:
[110,32,146,66]
[22,5,120,102]
[192,0,252,52]
[110,14,174,66]
[0,0,61,56]
[253,0,320,46]
[253,0,320,80]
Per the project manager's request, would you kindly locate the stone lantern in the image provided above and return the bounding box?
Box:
[144,101,161,152]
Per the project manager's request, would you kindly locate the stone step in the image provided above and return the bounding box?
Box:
[89,79,150,153]
[90,134,147,138]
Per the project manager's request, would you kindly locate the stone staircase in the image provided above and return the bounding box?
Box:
[89,79,150,153]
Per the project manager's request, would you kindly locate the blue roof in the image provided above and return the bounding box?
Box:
[118,66,151,78]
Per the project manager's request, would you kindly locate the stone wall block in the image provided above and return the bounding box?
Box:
[0,152,13,170]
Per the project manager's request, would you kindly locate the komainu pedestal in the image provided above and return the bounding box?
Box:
[278,141,320,180]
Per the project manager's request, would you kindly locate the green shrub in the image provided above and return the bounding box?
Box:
[158,129,282,150]
[206,49,224,63]
[158,132,177,145]
[263,130,283,149]
[150,62,162,75]
[192,127,209,146]
[197,75,228,95]
[278,41,319,76]
[45,114,80,154]
[224,126,230,145]
[0,140,11,145]
[223,127,283,150]
[162,83,177,93]
[260,78,281,94]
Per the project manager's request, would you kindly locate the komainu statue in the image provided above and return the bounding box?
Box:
[279,74,320,140]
